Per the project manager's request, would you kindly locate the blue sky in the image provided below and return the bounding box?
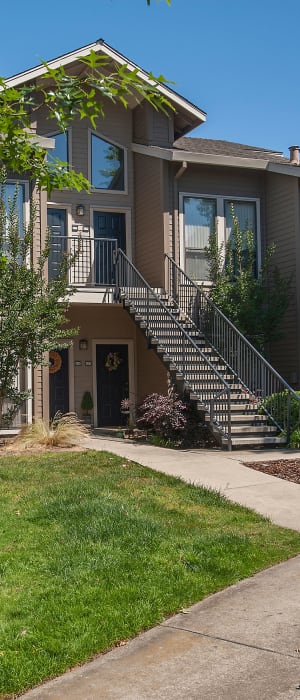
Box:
[2,0,299,156]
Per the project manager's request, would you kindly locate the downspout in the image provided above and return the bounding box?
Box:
[175,161,188,180]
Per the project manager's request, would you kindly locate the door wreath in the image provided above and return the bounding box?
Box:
[49,350,62,374]
[105,351,122,372]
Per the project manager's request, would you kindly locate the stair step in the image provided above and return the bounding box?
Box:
[184,374,235,382]
[224,436,287,447]
[230,425,278,435]
[227,414,268,423]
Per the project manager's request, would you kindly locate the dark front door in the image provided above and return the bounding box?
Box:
[49,348,69,419]
[48,209,67,280]
[96,344,129,426]
[93,212,126,284]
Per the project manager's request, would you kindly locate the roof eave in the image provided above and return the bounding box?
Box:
[267,161,300,177]
[6,40,206,129]
[132,143,270,170]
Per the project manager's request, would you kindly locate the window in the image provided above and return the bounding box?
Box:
[48,132,69,166]
[91,134,125,191]
[183,197,216,280]
[225,200,257,273]
[180,194,260,281]
[225,200,256,244]
[3,183,25,238]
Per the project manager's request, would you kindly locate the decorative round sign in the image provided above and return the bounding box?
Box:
[49,350,62,374]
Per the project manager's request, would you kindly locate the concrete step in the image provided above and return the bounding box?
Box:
[224,436,287,447]
[230,425,278,435]
[225,414,268,424]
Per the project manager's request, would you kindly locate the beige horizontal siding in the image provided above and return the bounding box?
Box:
[133,102,174,147]
[134,153,165,286]
[265,173,300,385]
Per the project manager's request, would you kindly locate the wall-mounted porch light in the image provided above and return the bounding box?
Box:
[79,338,88,351]
[76,204,85,217]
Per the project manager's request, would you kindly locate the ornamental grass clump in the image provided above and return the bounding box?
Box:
[137,391,186,441]
[7,412,90,450]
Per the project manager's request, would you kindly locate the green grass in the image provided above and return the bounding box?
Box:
[1,450,300,697]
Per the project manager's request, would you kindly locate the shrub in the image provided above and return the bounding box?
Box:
[7,413,90,451]
[137,392,187,441]
[262,390,300,432]
[81,392,94,414]
[289,429,300,449]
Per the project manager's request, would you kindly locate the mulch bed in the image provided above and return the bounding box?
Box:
[244,459,300,485]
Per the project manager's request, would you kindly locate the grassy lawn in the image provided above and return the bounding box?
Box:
[1,450,300,697]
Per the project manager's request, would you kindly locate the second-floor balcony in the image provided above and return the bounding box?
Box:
[49,235,118,287]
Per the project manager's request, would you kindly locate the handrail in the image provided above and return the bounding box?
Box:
[49,235,118,286]
[115,248,232,448]
[165,253,300,441]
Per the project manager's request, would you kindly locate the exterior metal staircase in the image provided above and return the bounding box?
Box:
[114,249,300,450]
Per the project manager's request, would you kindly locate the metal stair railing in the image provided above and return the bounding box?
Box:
[165,253,300,442]
[49,235,118,286]
[115,248,233,449]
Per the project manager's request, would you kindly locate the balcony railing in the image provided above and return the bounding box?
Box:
[49,235,118,286]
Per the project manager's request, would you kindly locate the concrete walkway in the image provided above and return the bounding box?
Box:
[21,440,300,699]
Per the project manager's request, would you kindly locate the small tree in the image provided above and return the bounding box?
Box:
[0,172,77,426]
[205,208,291,352]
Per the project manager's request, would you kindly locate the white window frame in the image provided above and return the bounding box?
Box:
[89,129,128,195]
[179,193,261,279]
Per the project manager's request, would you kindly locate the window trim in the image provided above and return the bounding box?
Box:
[46,129,72,168]
[4,179,30,238]
[179,192,261,280]
[89,129,128,195]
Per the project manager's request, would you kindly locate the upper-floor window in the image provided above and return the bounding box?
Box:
[48,131,69,167]
[225,200,256,244]
[183,196,216,280]
[91,134,125,191]
[180,194,260,281]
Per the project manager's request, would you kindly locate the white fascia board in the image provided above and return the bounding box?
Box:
[267,162,300,178]
[100,44,206,123]
[132,143,173,160]
[6,41,98,87]
[172,150,268,169]
[30,135,55,150]
[131,142,269,170]
[0,133,54,150]
[6,40,206,125]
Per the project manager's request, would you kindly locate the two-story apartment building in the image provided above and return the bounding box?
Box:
[5,40,300,443]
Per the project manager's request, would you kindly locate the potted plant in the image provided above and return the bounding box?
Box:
[120,398,134,438]
[81,391,94,426]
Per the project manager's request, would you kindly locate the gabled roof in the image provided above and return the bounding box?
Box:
[6,39,206,138]
[174,137,290,164]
